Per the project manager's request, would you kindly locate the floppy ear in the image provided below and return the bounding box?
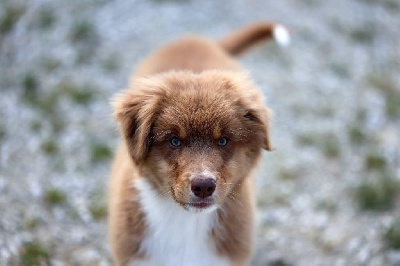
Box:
[113,88,159,163]
[222,71,273,151]
[243,106,273,151]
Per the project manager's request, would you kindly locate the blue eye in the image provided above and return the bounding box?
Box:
[218,137,228,146]
[170,137,181,147]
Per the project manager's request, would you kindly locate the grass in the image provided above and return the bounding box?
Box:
[89,188,108,220]
[367,72,400,119]
[0,124,5,141]
[19,241,50,265]
[21,217,40,231]
[0,5,25,35]
[384,217,400,249]
[24,79,97,113]
[330,62,350,78]
[278,167,297,180]
[39,56,61,72]
[297,133,341,158]
[357,176,397,211]
[316,199,337,213]
[30,120,42,132]
[297,133,317,147]
[322,135,341,158]
[349,25,375,43]
[21,72,39,102]
[368,72,396,92]
[102,56,119,73]
[348,125,367,145]
[40,139,58,155]
[43,188,67,206]
[69,20,97,45]
[69,86,96,105]
[385,93,400,118]
[56,80,97,105]
[22,78,98,136]
[49,116,65,135]
[365,154,386,170]
[89,203,107,220]
[33,8,56,30]
[383,0,400,10]
[90,144,112,163]
[69,20,99,64]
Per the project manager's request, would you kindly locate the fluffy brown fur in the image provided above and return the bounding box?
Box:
[109,22,286,266]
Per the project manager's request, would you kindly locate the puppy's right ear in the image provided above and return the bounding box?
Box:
[113,86,159,164]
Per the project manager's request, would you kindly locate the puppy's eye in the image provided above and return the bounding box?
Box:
[169,137,181,147]
[218,137,228,146]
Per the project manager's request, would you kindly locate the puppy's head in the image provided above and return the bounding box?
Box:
[114,70,272,213]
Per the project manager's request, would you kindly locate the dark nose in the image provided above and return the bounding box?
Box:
[191,178,216,199]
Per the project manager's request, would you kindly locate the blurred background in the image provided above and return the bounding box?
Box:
[0,0,399,265]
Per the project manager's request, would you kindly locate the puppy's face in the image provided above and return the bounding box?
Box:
[114,71,272,213]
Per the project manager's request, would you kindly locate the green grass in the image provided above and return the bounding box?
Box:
[69,87,95,105]
[350,25,375,43]
[0,5,25,35]
[348,125,367,145]
[19,241,50,265]
[316,199,337,213]
[34,8,56,30]
[278,167,297,180]
[367,72,400,118]
[49,116,65,134]
[102,56,119,73]
[330,62,350,78]
[297,133,341,158]
[39,56,61,72]
[89,188,108,220]
[384,217,400,249]
[26,79,97,114]
[385,93,400,118]
[69,20,97,44]
[0,124,6,141]
[89,202,107,221]
[365,154,386,170]
[297,133,317,147]
[368,72,395,92]
[30,120,42,132]
[40,139,58,155]
[56,80,97,105]
[91,144,112,163]
[357,176,397,211]
[383,0,400,10]
[21,217,40,231]
[43,188,67,206]
[21,72,39,102]
[322,135,341,158]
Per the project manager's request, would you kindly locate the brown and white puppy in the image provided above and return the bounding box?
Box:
[109,22,290,266]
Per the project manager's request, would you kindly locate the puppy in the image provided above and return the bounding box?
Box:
[109,22,290,266]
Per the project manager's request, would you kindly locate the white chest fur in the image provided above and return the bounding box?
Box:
[132,178,230,266]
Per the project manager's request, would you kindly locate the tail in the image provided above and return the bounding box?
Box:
[218,22,290,56]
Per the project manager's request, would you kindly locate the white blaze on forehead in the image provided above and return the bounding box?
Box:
[198,164,217,180]
[200,169,217,180]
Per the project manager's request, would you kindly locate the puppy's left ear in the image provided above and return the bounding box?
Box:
[244,106,273,151]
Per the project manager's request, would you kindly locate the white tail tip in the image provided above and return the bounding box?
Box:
[273,25,290,46]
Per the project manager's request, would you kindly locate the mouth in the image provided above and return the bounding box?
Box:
[187,202,213,209]
[183,200,218,213]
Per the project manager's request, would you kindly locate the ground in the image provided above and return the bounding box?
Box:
[0,0,400,265]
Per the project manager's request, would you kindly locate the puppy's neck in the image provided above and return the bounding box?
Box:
[133,177,230,266]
